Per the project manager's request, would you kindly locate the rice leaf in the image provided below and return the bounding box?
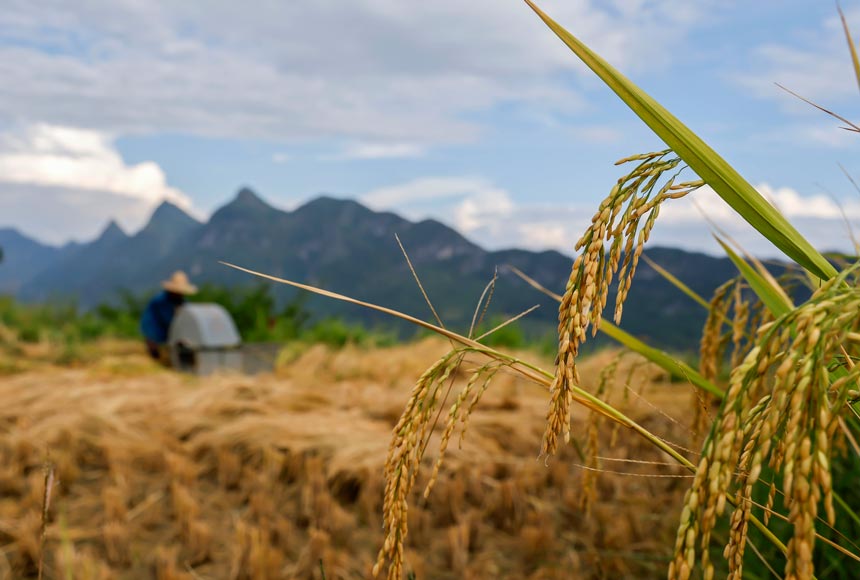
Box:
[745,246,798,306]
[641,253,710,310]
[523,0,838,281]
[839,2,860,96]
[599,320,724,398]
[715,238,792,318]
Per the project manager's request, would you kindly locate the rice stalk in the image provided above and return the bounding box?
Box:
[546,150,702,457]
[395,233,448,333]
[372,349,515,579]
[38,461,56,580]
[775,82,860,133]
[580,353,623,515]
[222,264,712,462]
[699,280,734,384]
[671,265,860,580]
[642,253,860,568]
[508,11,860,578]
[224,263,832,575]
[507,261,860,570]
[505,264,724,398]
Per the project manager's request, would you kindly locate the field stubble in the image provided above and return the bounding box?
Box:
[0,337,699,579]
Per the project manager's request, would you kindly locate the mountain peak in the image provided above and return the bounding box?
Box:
[209,187,279,224]
[294,195,374,218]
[0,226,30,242]
[153,198,183,213]
[97,220,128,243]
[233,187,270,209]
[141,200,200,238]
[302,194,355,206]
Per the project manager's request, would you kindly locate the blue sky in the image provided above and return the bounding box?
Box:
[1,1,859,256]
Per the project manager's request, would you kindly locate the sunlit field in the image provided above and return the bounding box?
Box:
[0,337,696,579]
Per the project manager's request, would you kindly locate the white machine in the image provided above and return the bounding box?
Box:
[167,303,243,375]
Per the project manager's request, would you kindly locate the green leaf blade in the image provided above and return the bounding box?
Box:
[715,238,793,318]
[523,0,838,281]
[598,320,724,398]
[839,3,860,97]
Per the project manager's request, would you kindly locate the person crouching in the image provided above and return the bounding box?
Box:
[140,271,197,363]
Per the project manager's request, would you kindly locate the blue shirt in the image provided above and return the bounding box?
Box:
[140,291,180,344]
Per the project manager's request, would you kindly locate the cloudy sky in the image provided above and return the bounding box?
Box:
[1,1,859,257]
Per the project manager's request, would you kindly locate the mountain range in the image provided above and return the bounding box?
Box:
[0,188,751,351]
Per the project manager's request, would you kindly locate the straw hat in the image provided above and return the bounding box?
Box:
[162,271,198,295]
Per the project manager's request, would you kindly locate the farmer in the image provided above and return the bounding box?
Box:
[140,271,197,361]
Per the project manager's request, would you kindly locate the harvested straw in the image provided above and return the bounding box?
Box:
[1,338,696,579]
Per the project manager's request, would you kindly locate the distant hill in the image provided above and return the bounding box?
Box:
[0,189,758,351]
[0,228,80,295]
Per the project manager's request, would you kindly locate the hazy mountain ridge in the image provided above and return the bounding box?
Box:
[1,189,752,350]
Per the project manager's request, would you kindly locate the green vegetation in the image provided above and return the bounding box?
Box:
[4,190,763,354]
[0,283,395,353]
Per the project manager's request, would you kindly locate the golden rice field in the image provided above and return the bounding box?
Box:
[0,338,702,579]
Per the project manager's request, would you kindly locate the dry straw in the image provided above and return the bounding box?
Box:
[580,352,624,515]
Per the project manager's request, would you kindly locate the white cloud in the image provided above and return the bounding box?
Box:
[0,1,711,145]
[362,176,860,257]
[362,176,517,243]
[750,123,860,149]
[362,176,583,250]
[0,124,194,243]
[0,125,190,207]
[453,189,515,234]
[801,125,859,148]
[735,8,860,109]
[645,183,860,255]
[756,183,845,219]
[272,152,291,164]
[570,125,624,144]
[514,221,571,249]
[328,142,425,160]
[363,176,500,208]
